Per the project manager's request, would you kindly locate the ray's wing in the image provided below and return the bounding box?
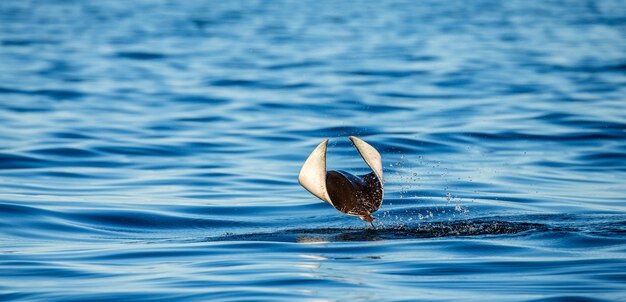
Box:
[349,136,383,186]
[350,136,384,213]
[298,139,333,205]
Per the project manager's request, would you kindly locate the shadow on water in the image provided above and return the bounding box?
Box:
[208,219,547,243]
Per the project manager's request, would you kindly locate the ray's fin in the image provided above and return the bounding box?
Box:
[349,136,383,184]
[298,139,332,205]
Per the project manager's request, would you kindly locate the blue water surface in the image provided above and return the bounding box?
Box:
[1,1,626,301]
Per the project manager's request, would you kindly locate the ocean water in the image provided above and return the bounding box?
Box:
[1,1,626,301]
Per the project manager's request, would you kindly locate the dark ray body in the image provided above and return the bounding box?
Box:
[325,171,383,222]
